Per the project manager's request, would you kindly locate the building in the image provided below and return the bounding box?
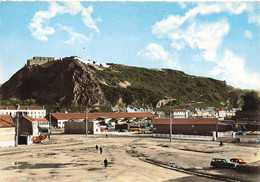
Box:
[216,108,226,119]
[225,108,240,118]
[27,57,55,66]
[64,120,102,135]
[15,114,49,145]
[0,115,16,148]
[126,107,154,113]
[35,118,50,133]
[152,118,219,136]
[51,112,157,128]
[171,109,188,118]
[0,105,46,118]
[193,108,216,118]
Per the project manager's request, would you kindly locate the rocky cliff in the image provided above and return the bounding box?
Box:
[0,57,109,107]
[0,57,243,109]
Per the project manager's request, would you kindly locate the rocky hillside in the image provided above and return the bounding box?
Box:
[0,57,243,109]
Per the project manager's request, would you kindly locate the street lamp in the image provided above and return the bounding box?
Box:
[170,110,173,143]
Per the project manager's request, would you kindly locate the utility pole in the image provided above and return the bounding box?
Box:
[170,110,173,143]
[86,107,88,136]
[15,112,19,146]
[48,113,51,139]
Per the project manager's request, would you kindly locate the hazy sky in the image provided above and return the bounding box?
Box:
[0,1,260,90]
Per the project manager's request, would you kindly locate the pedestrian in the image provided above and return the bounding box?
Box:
[100,147,103,154]
[219,140,224,147]
[104,158,108,168]
[106,134,108,139]
[96,145,98,150]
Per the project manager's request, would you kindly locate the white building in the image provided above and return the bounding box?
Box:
[171,109,188,118]
[216,108,226,119]
[0,105,46,118]
[0,115,16,148]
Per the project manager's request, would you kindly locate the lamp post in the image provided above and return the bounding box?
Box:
[170,110,173,143]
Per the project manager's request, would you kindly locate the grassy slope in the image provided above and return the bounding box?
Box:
[92,64,243,108]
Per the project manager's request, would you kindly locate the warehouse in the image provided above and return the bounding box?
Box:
[152,118,219,136]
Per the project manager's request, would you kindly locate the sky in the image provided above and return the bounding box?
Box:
[0,1,260,90]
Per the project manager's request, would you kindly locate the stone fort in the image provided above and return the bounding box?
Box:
[27,57,56,66]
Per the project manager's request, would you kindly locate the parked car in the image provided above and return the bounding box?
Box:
[230,158,247,165]
[129,126,141,131]
[237,131,245,135]
[210,158,239,168]
[246,131,256,135]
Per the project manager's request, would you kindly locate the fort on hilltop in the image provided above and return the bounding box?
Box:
[27,57,56,66]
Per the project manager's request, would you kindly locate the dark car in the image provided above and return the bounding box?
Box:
[210,158,239,168]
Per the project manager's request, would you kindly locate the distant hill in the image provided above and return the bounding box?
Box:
[0,57,244,110]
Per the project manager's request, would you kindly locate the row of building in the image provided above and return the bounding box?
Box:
[0,105,259,148]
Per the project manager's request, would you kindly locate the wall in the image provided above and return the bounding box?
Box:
[0,127,15,147]
[17,117,33,136]
[153,124,217,136]
[64,122,101,134]
[27,57,55,66]
[65,122,88,134]
[32,122,39,136]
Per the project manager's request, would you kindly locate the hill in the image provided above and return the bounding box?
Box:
[0,57,244,111]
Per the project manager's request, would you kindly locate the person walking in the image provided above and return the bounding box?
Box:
[104,158,108,168]
[96,145,98,151]
[106,134,108,139]
[100,147,103,154]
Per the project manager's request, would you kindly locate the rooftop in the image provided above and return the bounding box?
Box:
[0,114,15,127]
[23,115,49,122]
[52,112,157,120]
[0,105,45,110]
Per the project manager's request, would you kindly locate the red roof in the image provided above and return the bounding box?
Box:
[152,118,218,125]
[52,112,157,120]
[0,105,45,110]
[34,118,49,122]
[23,115,49,122]
[0,115,15,127]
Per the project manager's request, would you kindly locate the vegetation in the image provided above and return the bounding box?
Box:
[242,91,260,112]
[0,97,36,106]
[93,64,243,108]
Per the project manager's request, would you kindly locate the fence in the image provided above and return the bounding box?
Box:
[217,131,233,137]
[101,131,129,136]
[153,133,213,141]
[239,138,260,143]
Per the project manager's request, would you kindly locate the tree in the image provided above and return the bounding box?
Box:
[242,91,260,112]
[23,98,36,106]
